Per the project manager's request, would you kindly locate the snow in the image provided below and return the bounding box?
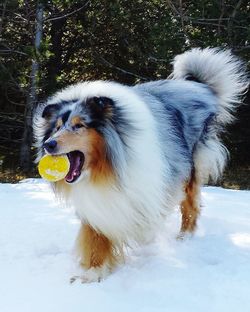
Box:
[0,179,250,312]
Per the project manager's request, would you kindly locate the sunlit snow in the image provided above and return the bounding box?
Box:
[0,180,250,312]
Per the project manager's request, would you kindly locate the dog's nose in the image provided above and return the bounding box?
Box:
[44,140,57,153]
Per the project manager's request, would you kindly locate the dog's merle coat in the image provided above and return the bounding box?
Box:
[33,48,248,282]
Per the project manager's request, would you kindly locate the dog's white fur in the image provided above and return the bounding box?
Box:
[51,82,174,245]
[173,48,247,124]
[173,48,248,183]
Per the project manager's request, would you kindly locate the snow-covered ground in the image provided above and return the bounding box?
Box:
[0,179,250,312]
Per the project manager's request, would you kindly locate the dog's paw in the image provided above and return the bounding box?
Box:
[70,265,111,284]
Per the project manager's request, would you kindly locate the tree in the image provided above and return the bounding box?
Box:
[0,0,249,175]
[20,2,44,171]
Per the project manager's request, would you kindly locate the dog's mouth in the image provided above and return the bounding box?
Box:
[65,151,85,183]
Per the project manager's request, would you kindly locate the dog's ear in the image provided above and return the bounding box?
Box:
[85,96,114,120]
[42,104,60,119]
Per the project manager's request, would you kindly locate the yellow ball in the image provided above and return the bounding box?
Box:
[38,154,70,182]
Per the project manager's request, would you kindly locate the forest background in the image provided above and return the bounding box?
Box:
[0,0,249,188]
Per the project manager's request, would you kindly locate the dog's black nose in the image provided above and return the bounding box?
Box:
[44,140,57,153]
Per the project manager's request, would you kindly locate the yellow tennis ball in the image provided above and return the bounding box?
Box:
[38,154,70,182]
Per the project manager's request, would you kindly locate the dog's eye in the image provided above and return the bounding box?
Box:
[73,123,84,131]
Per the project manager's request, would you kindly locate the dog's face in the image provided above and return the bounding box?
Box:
[39,96,115,184]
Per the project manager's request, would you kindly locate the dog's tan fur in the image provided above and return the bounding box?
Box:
[53,115,115,185]
[76,224,116,270]
[71,116,87,128]
[87,129,115,185]
[180,170,200,233]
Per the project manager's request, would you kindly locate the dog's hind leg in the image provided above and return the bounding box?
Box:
[71,224,120,283]
[180,169,200,235]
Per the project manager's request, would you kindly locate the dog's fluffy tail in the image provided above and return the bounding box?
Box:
[172,48,248,125]
[172,48,249,182]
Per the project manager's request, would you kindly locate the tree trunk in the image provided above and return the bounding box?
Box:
[20,2,43,172]
[46,13,66,94]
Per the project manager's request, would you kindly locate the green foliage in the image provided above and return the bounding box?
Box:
[0,0,249,168]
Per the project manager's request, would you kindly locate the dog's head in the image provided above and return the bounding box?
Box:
[34,83,134,185]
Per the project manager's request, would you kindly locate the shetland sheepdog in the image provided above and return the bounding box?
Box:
[33,48,248,282]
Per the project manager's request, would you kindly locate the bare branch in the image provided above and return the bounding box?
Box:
[231,0,243,19]
[148,56,169,63]
[0,43,28,56]
[190,20,227,28]
[190,18,229,21]
[45,1,90,22]
[166,0,180,16]
[227,0,244,43]
[97,54,148,81]
[218,0,225,34]
[0,63,25,93]
[0,0,7,37]
[233,45,250,52]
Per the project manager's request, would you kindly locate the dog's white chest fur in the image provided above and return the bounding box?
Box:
[67,174,170,244]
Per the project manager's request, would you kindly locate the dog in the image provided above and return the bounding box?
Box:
[33,48,248,282]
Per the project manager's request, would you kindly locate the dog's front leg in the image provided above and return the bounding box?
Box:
[71,223,118,283]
